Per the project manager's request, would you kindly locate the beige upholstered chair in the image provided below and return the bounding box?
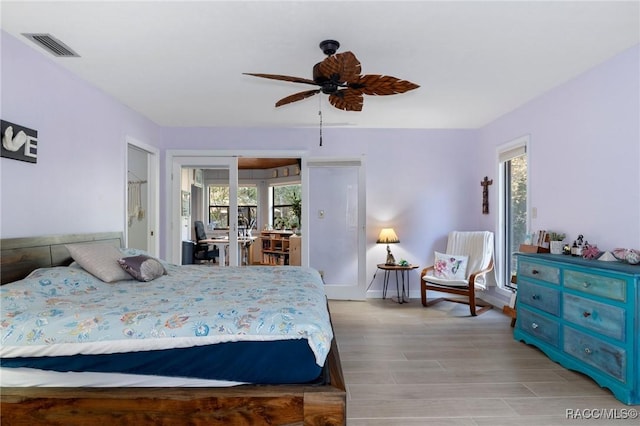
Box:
[420,231,494,316]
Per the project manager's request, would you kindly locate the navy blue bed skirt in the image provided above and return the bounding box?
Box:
[1,339,324,385]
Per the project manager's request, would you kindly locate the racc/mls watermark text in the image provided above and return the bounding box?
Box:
[566,408,638,420]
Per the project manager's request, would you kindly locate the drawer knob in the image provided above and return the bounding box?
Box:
[583,311,591,318]
[584,347,592,355]
[583,282,591,288]
[531,269,540,275]
[531,294,540,300]
[531,322,539,329]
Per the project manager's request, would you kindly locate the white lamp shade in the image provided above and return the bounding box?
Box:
[377,228,399,244]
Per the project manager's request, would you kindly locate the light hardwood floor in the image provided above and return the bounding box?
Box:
[328,298,638,425]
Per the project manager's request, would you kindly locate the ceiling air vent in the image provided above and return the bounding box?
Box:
[22,33,80,57]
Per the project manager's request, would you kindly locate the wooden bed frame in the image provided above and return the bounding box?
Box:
[0,232,346,425]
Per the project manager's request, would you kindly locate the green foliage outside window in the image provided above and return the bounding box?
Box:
[209,186,257,228]
[510,156,528,249]
[272,184,301,229]
[508,155,528,278]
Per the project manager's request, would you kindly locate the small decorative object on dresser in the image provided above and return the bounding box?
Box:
[581,243,601,260]
[613,248,640,265]
[514,253,640,405]
[519,230,550,253]
[570,234,585,257]
[548,232,566,254]
[598,251,618,262]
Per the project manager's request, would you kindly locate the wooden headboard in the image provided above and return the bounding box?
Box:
[0,232,123,285]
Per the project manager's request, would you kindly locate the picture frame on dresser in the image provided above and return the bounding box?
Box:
[513,253,639,405]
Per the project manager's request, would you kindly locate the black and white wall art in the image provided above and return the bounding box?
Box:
[1,120,38,163]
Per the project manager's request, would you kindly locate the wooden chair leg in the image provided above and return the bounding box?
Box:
[468,286,477,316]
[421,283,445,308]
[421,279,427,306]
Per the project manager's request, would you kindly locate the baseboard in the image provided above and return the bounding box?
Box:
[366,289,385,299]
[366,288,510,311]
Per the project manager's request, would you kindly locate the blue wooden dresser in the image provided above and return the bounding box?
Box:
[514,253,640,405]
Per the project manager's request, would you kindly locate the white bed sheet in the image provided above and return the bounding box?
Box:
[0,367,245,388]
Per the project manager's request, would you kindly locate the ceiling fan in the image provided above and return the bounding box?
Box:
[244,40,419,112]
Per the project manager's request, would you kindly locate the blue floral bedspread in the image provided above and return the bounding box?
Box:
[0,261,332,366]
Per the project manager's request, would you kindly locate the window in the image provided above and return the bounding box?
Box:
[271,184,301,229]
[498,139,528,289]
[208,185,257,229]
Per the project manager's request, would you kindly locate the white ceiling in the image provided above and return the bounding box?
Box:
[2,1,638,129]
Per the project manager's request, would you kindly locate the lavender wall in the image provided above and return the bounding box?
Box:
[1,31,161,238]
[478,44,640,251]
[3,28,637,298]
[160,126,481,294]
[1,26,480,297]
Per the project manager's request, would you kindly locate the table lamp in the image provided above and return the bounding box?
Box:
[377,228,399,265]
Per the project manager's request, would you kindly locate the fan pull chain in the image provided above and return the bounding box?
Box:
[318,95,323,146]
[319,109,323,147]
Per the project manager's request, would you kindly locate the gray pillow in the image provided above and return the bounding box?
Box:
[118,255,167,282]
[66,243,132,283]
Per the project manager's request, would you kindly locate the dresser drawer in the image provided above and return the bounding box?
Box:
[563,294,625,341]
[518,307,560,348]
[564,269,626,302]
[563,326,626,382]
[518,281,560,316]
[519,260,560,285]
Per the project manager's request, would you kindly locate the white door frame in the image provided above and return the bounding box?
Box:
[125,136,160,256]
[166,149,306,265]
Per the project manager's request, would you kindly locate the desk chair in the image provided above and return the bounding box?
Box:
[193,221,219,263]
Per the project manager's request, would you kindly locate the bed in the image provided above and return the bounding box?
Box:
[0,232,345,425]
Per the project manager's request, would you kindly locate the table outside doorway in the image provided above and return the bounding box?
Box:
[377,263,419,304]
[199,236,257,266]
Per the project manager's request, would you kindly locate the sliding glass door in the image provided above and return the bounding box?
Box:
[498,138,529,288]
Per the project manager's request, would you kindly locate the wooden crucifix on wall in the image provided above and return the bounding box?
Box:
[481,176,493,214]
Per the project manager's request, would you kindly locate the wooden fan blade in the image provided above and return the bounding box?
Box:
[275,89,322,107]
[328,89,364,111]
[315,51,362,84]
[244,73,318,86]
[351,74,420,96]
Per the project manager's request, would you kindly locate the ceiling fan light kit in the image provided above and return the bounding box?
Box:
[244,40,419,112]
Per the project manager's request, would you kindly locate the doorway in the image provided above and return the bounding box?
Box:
[169,155,240,265]
[126,137,159,256]
[166,150,305,264]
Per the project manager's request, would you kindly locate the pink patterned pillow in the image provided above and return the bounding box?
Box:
[433,251,468,280]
